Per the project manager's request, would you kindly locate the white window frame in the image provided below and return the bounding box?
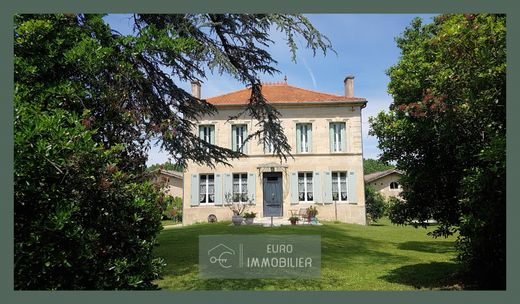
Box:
[232,173,248,203]
[297,123,311,153]
[200,125,214,152]
[330,123,344,152]
[298,172,314,203]
[332,171,348,202]
[199,174,215,204]
[264,139,275,154]
[234,124,247,152]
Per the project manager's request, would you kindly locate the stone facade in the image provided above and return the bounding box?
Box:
[183,80,367,226]
[152,169,184,199]
[364,170,403,200]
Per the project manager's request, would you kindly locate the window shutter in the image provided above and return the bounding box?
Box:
[190,174,199,206]
[346,124,350,152]
[296,125,301,153]
[214,173,223,205]
[323,171,332,204]
[199,126,204,139]
[307,124,313,153]
[348,171,358,204]
[290,172,298,204]
[223,173,233,204]
[329,124,334,152]
[313,171,322,203]
[243,126,248,154]
[247,172,256,204]
[210,126,215,145]
[231,126,237,151]
[340,123,346,152]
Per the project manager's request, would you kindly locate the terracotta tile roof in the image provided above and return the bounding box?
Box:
[364,169,404,183]
[206,82,366,105]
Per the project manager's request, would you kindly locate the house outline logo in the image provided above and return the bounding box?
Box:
[207,243,236,268]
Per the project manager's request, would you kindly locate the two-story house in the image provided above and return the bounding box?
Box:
[182,75,367,225]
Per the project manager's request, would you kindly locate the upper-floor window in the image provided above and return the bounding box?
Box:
[330,122,346,152]
[232,124,247,153]
[332,171,348,201]
[199,125,215,145]
[232,173,248,202]
[390,181,399,189]
[264,139,275,154]
[296,123,312,153]
[298,172,313,202]
[199,174,215,204]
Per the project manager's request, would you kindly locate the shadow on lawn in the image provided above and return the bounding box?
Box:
[397,241,456,254]
[380,262,461,290]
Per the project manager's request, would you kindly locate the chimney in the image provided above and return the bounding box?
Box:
[191,81,201,99]
[344,75,355,97]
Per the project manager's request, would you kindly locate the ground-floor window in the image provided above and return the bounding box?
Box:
[298,172,313,202]
[199,174,215,204]
[233,173,248,202]
[332,171,348,202]
[390,181,399,189]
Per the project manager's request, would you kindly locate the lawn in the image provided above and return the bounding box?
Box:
[154,218,461,290]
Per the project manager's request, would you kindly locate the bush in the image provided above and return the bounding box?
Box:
[14,103,164,289]
[365,186,386,224]
[162,196,183,222]
[387,197,408,225]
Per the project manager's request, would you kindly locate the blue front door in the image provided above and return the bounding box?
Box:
[263,172,283,217]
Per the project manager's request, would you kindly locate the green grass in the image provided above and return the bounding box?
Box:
[154,218,461,290]
[161,220,177,227]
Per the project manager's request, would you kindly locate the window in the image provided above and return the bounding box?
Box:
[298,172,313,202]
[232,173,248,202]
[199,125,215,152]
[332,172,348,201]
[296,123,312,153]
[390,181,399,189]
[330,122,346,152]
[199,174,215,204]
[232,124,247,152]
[264,139,275,154]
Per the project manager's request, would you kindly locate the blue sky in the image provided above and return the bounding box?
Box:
[104,14,436,165]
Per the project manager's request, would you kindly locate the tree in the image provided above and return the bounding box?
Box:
[369,14,505,289]
[147,161,184,172]
[365,186,386,224]
[14,14,332,289]
[363,158,395,175]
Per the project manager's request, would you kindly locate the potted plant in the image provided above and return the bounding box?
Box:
[289,216,300,225]
[225,193,253,226]
[243,212,257,225]
[306,206,319,223]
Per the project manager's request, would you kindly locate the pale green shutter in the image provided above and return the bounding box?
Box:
[290,172,298,204]
[210,125,215,145]
[199,126,204,139]
[190,174,199,206]
[231,126,237,151]
[243,126,248,154]
[323,171,332,204]
[345,124,350,152]
[313,171,322,203]
[223,173,233,204]
[214,173,223,205]
[340,123,346,152]
[307,124,312,153]
[329,123,334,152]
[247,172,256,204]
[348,171,358,204]
[296,124,301,153]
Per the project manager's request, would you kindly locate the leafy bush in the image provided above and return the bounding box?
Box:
[14,102,164,290]
[162,196,183,222]
[387,197,409,225]
[365,186,386,224]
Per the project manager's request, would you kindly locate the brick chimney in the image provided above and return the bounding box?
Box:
[344,75,355,97]
[191,80,201,99]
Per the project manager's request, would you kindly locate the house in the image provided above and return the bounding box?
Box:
[151,169,184,199]
[183,75,367,225]
[364,169,403,200]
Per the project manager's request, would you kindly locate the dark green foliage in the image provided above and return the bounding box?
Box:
[363,158,395,175]
[387,197,409,225]
[365,187,386,223]
[162,196,183,222]
[369,14,505,289]
[147,162,184,172]
[14,102,164,289]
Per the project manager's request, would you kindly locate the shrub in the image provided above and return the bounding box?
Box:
[365,186,386,224]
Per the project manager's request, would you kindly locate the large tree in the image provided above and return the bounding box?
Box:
[14,14,332,289]
[370,14,505,289]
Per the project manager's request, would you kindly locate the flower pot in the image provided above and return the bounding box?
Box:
[290,220,298,225]
[245,218,254,225]
[232,215,243,226]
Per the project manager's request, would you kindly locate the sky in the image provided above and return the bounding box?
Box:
[103,14,436,166]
